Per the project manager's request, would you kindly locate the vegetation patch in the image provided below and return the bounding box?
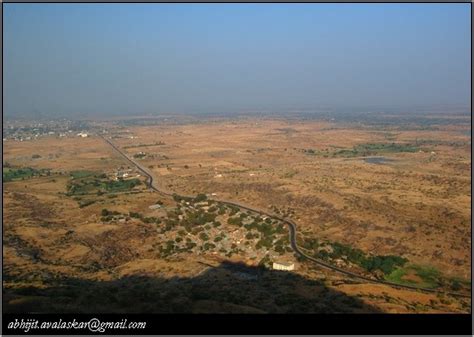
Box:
[306,239,407,276]
[67,172,142,197]
[70,170,97,180]
[3,167,51,182]
[385,265,440,289]
[333,143,419,157]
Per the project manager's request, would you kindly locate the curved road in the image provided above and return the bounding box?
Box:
[100,135,470,299]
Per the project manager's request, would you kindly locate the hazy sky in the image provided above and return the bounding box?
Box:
[4,4,471,117]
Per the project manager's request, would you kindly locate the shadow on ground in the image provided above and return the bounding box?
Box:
[3,260,380,313]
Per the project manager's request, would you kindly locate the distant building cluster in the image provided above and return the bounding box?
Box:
[2,119,91,142]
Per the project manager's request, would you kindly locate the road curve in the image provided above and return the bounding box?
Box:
[100,134,470,299]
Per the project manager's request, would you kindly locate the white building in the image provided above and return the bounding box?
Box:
[115,170,132,180]
[77,132,88,138]
[149,204,162,210]
[272,262,295,271]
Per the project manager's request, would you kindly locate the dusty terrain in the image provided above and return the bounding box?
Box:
[3,113,471,313]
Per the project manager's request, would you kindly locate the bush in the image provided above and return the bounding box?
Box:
[129,212,142,219]
[208,206,217,213]
[275,245,285,254]
[194,193,207,202]
[451,280,462,291]
[79,200,95,208]
[256,237,273,250]
[228,217,243,227]
[203,243,216,250]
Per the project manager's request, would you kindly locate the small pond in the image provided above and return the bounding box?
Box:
[363,157,394,165]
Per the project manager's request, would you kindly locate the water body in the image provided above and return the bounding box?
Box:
[363,157,394,165]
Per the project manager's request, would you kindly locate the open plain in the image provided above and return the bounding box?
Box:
[3,113,471,313]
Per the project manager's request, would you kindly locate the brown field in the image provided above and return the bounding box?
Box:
[3,115,471,313]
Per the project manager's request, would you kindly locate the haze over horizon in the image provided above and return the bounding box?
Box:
[4,4,471,119]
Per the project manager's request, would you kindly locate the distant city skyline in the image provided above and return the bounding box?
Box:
[4,3,471,118]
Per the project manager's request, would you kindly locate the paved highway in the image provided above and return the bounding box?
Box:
[100,134,470,299]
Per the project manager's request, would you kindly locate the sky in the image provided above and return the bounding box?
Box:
[3,4,471,118]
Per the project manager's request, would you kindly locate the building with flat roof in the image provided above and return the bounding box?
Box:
[272,261,295,271]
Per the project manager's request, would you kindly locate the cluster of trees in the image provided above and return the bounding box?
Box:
[334,142,420,157]
[274,238,291,255]
[184,209,217,227]
[100,208,122,221]
[255,236,273,250]
[3,167,50,182]
[228,206,240,216]
[361,255,408,275]
[105,178,141,192]
[301,238,319,251]
[158,237,199,257]
[246,232,259,240]
[67,174,141,196]
[158,240,178,257]
[228,217,243,227]
[316,241,407,275]
[244,220,282,237]
[173,194,194,203]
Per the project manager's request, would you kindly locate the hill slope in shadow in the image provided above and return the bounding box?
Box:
[4,260,380,313]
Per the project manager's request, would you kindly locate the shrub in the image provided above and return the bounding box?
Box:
[203,243,216,250]
[194,193,207,202]
[79,200,96,208]
[129,212,142,219]
[228,217,243,227]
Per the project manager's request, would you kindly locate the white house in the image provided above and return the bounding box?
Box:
[272,261,295,271]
